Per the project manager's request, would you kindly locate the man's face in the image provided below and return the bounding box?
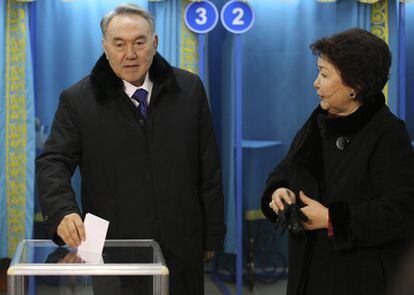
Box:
[102,14,158,86]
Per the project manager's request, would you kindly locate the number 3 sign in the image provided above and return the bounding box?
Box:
[184,0,219,34]
[221,0,254,34]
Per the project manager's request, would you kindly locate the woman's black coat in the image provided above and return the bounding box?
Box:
[36,53,226,295]
[261,99,414,295]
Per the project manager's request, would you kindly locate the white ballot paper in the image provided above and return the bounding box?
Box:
[77,213,109,255]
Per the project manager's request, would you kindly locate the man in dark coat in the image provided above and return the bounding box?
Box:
[36,4,226,295]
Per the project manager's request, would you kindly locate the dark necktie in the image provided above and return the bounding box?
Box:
[132,88,148,120]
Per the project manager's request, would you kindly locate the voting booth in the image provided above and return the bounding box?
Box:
[7,239,169,295]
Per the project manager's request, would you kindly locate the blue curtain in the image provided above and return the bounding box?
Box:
[149,0,181,67]
[0,0,35,258]
[388,0,399,114]
[212,0,373,253]
[406,3,414,138]
[220,37,237,252]
[0,0,7,258]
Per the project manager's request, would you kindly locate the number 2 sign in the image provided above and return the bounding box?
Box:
[184,0,219,34]
[221,0,254,34]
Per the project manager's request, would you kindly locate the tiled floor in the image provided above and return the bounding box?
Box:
[205,275,287,295]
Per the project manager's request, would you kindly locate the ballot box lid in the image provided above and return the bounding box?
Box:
[7,239,169,276]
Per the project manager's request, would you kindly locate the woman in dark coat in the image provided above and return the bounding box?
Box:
[261,28,414,295]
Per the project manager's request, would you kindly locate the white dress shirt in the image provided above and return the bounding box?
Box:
[123,73,153,107]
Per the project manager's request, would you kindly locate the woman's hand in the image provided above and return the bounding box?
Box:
[269,187,296,214]
[299,191,329,230]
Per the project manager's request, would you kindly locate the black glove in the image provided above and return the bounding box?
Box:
[275,199,308,234]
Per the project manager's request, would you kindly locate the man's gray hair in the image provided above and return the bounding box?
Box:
[100,3,155,37]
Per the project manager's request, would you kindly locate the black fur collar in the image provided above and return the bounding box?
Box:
[285,92,385,183]
[317,92,385,138]
[90,52,178,104]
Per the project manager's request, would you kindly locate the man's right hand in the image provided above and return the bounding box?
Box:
[57,213,86,248]
[269,187,296,214]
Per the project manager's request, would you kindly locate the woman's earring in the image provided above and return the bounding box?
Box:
[349,90,356,99]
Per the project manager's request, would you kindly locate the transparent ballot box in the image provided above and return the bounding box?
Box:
[7,239,169,295]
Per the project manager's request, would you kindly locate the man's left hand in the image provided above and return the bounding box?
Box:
[203,250,214,262]
[58,252,83,264]
[299,191,329,230]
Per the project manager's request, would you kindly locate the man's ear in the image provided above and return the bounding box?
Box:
[152,34,158,54]
[102,38,108,59]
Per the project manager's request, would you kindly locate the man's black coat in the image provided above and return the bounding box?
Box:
[261,99,414,295]
[36,53,226,294]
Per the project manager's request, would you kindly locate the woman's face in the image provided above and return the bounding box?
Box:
[313,57,361,116]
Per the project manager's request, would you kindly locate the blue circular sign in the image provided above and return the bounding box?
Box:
[220,0,255,34]
[184,1,219,34]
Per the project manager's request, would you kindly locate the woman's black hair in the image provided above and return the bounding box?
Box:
[310,28,391,104]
